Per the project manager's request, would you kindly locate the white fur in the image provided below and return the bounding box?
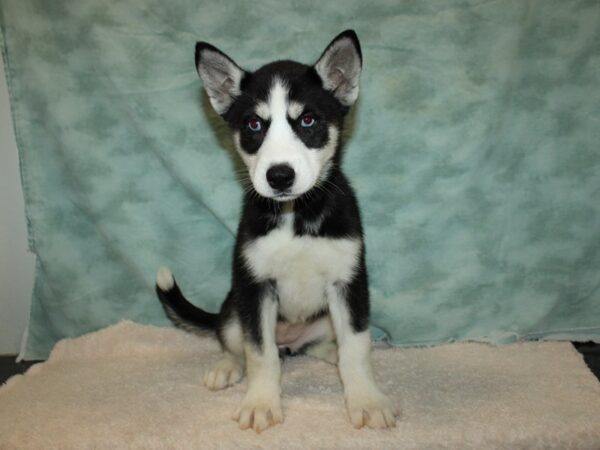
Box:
[204,317,245,390]
[234,79,339,201]
[304,338,338,364]
[255,101,270,120]
[234,297,282,432]
[328,286,397,428]
[243,210,361,323]
[156,266,174,291]
[204,352,244,391]
[287,100,304,119]
[221,315,244,356]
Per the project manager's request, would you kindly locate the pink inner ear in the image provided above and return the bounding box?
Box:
[314,38,361,107]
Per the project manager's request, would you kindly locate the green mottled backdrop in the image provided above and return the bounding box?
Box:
[1,0,599,359]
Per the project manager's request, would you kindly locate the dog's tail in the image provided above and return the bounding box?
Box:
[155,266,219,334]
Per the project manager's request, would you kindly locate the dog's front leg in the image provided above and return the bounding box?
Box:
[328,283,398,429]
[233,292,282,432]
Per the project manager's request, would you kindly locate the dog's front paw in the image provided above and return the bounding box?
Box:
[204,356,244,390]
[346,390,398,429]
[233,390,283,433]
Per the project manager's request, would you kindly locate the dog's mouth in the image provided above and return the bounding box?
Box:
[272,191,298,202]
[246,181,303,202]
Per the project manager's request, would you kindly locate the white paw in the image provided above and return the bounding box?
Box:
[346,390,398,429]
[305,340,338,364]
[203,357,244,390]
[233,390,283,433]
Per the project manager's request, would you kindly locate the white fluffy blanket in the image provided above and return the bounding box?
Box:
[1,321,599,449]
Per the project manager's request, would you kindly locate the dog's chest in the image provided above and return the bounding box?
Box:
[243,214,360,322]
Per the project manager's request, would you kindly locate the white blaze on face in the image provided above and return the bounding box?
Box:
[233,78,339,200]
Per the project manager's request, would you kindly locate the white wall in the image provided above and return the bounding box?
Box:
[0,50,35,355]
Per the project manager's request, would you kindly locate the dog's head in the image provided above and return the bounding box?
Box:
[195,30,362,201]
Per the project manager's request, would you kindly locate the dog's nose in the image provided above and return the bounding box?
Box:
[266,164,295,191]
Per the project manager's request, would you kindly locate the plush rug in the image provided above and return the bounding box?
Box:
[1,321,599,449]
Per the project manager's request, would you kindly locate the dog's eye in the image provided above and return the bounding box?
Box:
[247,118,263,132]
[300,114,316,128]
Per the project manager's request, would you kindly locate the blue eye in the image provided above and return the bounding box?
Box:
[300,114,316,128]
[247,118,262,132]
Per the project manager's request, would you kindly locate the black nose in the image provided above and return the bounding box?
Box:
[266,164,295,191]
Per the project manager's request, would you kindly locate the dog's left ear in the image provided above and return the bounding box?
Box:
[314,30,362,107]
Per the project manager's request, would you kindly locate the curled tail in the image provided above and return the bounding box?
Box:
[155,267,219,334]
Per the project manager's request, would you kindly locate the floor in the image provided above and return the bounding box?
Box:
[0,357,38,384]
[573,341,600,381]
[1,342,599,385]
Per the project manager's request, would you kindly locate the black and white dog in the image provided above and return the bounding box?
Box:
[155,30,397,432]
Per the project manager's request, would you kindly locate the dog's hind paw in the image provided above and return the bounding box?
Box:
[204,355,244,390]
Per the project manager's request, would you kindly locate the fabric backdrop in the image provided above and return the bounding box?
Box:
[1,0,599,360]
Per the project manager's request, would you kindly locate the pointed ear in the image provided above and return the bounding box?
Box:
[314,30,362,107]
[195,42,246,115]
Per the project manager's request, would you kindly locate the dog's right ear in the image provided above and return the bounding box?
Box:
[195,43,246,115]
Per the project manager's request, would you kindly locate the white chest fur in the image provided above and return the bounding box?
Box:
[243,213,361,323]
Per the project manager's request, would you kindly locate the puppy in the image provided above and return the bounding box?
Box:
[156,30,397,432]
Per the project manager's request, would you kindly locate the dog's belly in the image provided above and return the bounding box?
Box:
[275,316,332,351]
[243,224,361,323]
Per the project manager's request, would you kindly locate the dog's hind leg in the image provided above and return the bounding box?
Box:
[305,339,338,364]
[303,316,338,364]
[204,316,245,390]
